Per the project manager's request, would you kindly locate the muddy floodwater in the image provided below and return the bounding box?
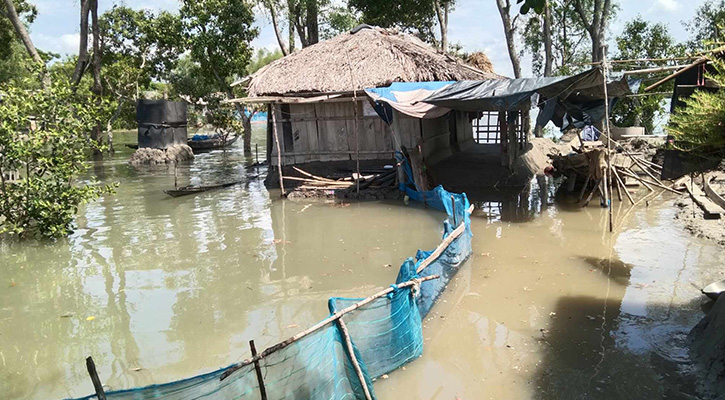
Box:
[2,129,723,400]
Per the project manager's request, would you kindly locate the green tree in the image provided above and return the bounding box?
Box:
[611,17,686,134]
[685,0,725,51]
[179,0,259,153]
[247,48,284,74]
[667,52,725,159]
[98,6,183,131]
[0,80,115,239]
[348,0,455,52]
[522,0,591,77]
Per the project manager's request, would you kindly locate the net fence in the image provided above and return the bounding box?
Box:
[70,183,472,400]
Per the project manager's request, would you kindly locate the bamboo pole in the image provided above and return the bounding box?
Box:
[85,357,107,400]
[220,274,441,381]
[613,168,622,201]
[271,104,286,197]
[292,167,335,182]
[416,222,466,274]
[579,175,591,201]
[337,317,373,400]
[613,168,634,204]
[644,57,708,91]
[583,179,601,207]
[625,168,654,191]
[601,51,613,232]
[283,176,352,185]
[618,169,682,194]
[249,340,268,400]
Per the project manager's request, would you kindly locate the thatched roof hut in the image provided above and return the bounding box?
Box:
[248,26,501,97]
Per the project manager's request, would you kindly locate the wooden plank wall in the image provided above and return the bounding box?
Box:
[268,104,474,167]
[269,102,397,166]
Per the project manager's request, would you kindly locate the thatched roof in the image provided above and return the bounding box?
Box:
[466,52,495,74]
[247,26,502,97]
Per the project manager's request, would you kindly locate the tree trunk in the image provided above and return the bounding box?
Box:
[496,0,522,78]
[3,0,49,88]
[293,3,308,49]
[433,0,448,53]
[267,1,289,56]
[242,110,255,153]
[573,0,611,63]
[543,0,553,77]
[287,0,296,53]
[90,0,103,156]
[72,0,91,88]
[305,0,318,46]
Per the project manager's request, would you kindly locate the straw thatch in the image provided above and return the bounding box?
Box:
[466,52,495,74]
[247,26,502,97]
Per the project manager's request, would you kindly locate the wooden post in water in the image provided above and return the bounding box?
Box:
[85,356,107,400]
[249,340,268,400]
[601,49,614,232]
[255,143,259,165]
[451,195,457,227]
[271,104,286,197]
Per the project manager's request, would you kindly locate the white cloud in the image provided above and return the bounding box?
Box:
[656,0,681,12]
[33,33,81,56]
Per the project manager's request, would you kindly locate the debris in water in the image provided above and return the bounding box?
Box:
[86,316,96,321]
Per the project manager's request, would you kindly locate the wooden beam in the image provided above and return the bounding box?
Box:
[685,180,724,219]
[704,174,725,210]
[644,57,708,92]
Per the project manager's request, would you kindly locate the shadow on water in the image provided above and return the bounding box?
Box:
[534,295,702,400]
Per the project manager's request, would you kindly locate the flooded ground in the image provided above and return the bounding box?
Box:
[1,128,723,399]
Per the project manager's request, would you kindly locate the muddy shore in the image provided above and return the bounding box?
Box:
[674,198,725,246]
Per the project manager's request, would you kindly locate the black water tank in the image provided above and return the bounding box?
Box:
[136,100,187,149]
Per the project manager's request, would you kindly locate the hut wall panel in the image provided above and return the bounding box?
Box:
[421,116,452,163]
[315,103,334,162]
[273,101,397,165]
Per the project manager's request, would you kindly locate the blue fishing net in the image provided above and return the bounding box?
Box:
[69,180,472,400]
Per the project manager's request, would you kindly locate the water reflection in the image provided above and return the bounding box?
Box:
[0,129,450,400]
[470,175,558,223]
[2,130,723,400]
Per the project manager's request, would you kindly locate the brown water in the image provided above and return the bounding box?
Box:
[1,129,723,399]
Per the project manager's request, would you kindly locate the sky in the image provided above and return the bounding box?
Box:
[25,0,709,78]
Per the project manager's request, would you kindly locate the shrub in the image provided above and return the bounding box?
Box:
[0,79,115,239]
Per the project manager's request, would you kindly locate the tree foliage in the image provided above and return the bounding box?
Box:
[667,47,725,158]
[348,0,453,49]
[611,17,685,134]
[522,0,591,76]
[0,80,115,239]
[685,0,725,51]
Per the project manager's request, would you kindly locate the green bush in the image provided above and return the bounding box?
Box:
[0,79,115,239]
[667,51,725,159]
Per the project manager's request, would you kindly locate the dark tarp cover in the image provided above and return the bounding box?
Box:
[422,68,640,130]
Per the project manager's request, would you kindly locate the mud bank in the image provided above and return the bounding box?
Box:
[674,199,725,246]
[129,144,194,165]
[690,295,725,398]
